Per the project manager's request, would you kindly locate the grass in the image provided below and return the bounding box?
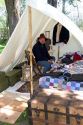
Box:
[0,109,30,125]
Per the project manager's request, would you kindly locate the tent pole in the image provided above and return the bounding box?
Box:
[58,44,60,60]
[28,6,33,95]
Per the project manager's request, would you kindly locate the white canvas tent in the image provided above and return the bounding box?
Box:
[0,0,83,72]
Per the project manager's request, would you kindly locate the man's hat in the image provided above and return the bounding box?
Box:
[39,33,46,39]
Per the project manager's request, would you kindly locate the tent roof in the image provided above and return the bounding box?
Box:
[28,0,83,46]
[0,0,83,72]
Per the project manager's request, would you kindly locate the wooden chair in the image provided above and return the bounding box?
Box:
[25,50,43,76]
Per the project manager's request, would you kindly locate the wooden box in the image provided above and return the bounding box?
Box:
[28,88,83,125]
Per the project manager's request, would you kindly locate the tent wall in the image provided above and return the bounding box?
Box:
[52,36,83,59]
[41,20,83,59]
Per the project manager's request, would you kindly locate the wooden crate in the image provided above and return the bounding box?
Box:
[28,88,83,125]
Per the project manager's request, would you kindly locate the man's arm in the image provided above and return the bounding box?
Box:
[45,45,53,60]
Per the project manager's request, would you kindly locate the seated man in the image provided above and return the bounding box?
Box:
[32,33,55,73]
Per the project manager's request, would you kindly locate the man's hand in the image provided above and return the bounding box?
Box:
[48,60,53,64]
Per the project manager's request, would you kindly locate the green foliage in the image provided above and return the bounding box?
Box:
[0,0,8,50]
[0,14,6,27]
[20,0,27,14]
[0,47,4,53]
[67,0,75,5]
[0,39,7,54]
[0,10,8,45]
[0,0,28,53]
[76,19,83,28]
[0,0,5,6]
[63,0,80,5]
[0,38,7,45]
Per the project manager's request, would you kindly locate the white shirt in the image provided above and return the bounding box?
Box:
[56,23,62,43]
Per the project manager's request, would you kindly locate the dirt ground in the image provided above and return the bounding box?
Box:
[17,75,40,93]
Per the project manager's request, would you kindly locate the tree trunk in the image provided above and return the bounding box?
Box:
[5,0,20,36]
[47,0,57,7]
[62,0,66,13]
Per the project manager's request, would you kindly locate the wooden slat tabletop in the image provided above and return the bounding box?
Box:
[0,108,22,124]
[0,91,29,124]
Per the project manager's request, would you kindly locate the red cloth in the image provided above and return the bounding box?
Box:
[73,52,82,62]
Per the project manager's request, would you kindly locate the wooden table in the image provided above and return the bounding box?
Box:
[0,91,29,124]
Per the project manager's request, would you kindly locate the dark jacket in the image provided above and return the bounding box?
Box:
[48,0,57,7]
[32,41,52,62]
[53,23,70,45]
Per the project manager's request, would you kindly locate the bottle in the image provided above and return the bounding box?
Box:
[58,79,62,90]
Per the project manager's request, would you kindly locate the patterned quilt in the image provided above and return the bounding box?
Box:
[39,76,83,91]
